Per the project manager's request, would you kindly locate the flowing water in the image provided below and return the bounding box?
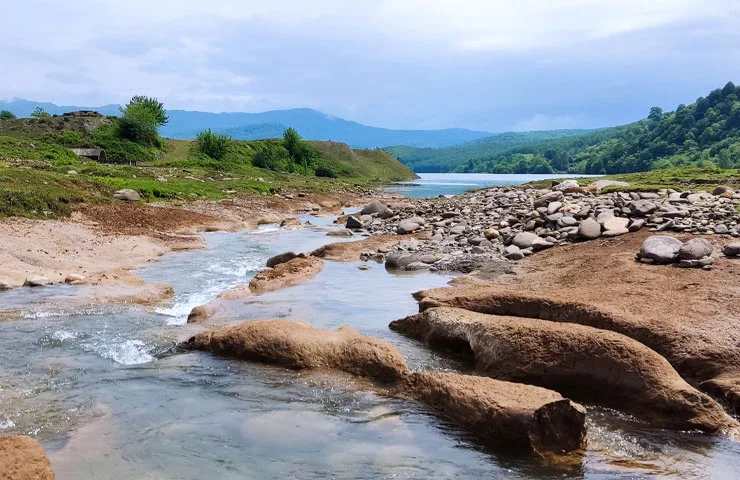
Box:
[1,199,739,478]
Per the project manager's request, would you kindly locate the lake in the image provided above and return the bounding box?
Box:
[385,173,594,198]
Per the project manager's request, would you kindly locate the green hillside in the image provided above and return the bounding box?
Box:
[409,82,740,175]
[384,129,593,172]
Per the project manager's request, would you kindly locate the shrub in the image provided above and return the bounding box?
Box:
[92,121,154,163]
[118,95,168,146]
[0,110,16,120]
[30,107,51,118]
[314,165,337,178]
[252,144,291,171]
[195,129,232,160]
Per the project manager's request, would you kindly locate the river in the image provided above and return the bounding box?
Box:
[0,175,738,479]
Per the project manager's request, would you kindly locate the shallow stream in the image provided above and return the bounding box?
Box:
[1,210,739,479]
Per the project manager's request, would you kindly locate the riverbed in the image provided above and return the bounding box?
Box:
[1,179,739,479]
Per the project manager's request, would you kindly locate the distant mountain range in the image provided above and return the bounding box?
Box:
[0,99,492,149]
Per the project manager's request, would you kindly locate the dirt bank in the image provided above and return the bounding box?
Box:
[413,232,740,412]
[184,319,587,457]
[390,307,736,433]
[312,232,431,262]
[0,435,55,480]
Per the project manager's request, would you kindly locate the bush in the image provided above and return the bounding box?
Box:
[252,144,291,171]
[195,129,232,160]
[30,107,51,118]
[0,110,16,120]
[92,121,154,163]
[314,165,337,178]
[118,95,168,146]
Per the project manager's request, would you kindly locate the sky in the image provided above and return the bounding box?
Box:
[2,0,740,132]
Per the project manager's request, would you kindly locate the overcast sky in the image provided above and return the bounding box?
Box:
[2,0,739,132]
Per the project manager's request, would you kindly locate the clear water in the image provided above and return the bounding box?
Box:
[1,212,739,479]
[385,173,596,198]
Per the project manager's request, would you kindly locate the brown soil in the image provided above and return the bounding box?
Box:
[312,232,431,262]
[184,319,587,456]
[248,256,324,293]
[0,435,55,480]
[391,307,736,432]
[414,231,740,412]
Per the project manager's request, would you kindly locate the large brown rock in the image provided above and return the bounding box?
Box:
[248,256,323,292]
[390,307,737,433]
[0,435,55,480]
[186,319,409,383]
[185,320,587,456]
[402,372,586,457]
[413,232,740,412]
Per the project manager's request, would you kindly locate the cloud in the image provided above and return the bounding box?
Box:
[1,0,739,130]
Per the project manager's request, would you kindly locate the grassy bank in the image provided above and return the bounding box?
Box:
[0,116,416,219]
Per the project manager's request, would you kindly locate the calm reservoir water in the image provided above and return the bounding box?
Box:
[0,176,738,479]
[384,173,590,198]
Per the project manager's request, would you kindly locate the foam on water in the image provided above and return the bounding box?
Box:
[83,338,154,365]
[51,330,78,342]
[0,418,15,430]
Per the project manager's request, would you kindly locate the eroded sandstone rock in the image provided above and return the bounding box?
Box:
[390,307,737,433]
[0,435,55,480]
[248,256,324,292]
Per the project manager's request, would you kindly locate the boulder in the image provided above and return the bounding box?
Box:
[0,281,13,291]
[266,251,298,268]
[552,179,580,191]
[628,219,645,232]
[504,245,524,260]
[678,238,713,261]
[346,216,363,229]
[533,191,564,208]
[385,252,420,270]
[629,200,658,217]
[712,185,735,196]
[64,273,86,284]
[397,220,421,234]
[360,200,386,216]
[23,275,51,287]
[602,216,629,231]
[327,229,353,237]
[512,232,540,249]
[279,217,303,229]
[638,235,683,264]
[578,218,601,240]
[722,243,740,257]
[113,189,141,201]
[0,435,55,480]
[390,307,736,432]
[588,180,629,191]
[484,228,500,240]
[248,256,324,292]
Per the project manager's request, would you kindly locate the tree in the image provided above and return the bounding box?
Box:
[118,95,168,145]
[0,110,16,120]
[30,107,50,118]
[282,128,301,158]
[195,129,232,160]
[648,106,664,122]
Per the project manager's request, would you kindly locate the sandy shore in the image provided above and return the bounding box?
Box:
[0,192,376,301]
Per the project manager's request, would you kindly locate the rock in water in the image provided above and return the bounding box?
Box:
[0,435,55,480]
[266,251,298,268]
[248,256,324,292]
[678,238,713,261]
[113,189,141,201]
[0,281,12,291]
[346,216,363,229]
[23,275,50,287]
[578,218,601,240]
[638,235,683,264]
[385,252,420,269]
[360,200,386,216]
[390,307,737,432]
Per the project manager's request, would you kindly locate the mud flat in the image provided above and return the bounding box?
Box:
[184,319,587,457]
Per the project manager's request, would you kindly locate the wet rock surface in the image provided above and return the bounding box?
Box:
[390,307,737,432]
[248,256,324,292]
[185,319,587,457]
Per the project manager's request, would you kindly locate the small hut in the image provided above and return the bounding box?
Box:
[71,148,108,163]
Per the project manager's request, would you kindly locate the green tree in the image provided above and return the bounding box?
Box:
[195,129,232,160]
[0,110,16,120]
[118,95,168,145]
[30,107,51,118]
[283,127,301,158]
[648,106,664,122]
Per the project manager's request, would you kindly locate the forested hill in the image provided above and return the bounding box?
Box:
[384,129,592,172]
[388,82,740,175]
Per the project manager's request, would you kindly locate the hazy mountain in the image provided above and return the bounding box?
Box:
[0,99,492,149]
